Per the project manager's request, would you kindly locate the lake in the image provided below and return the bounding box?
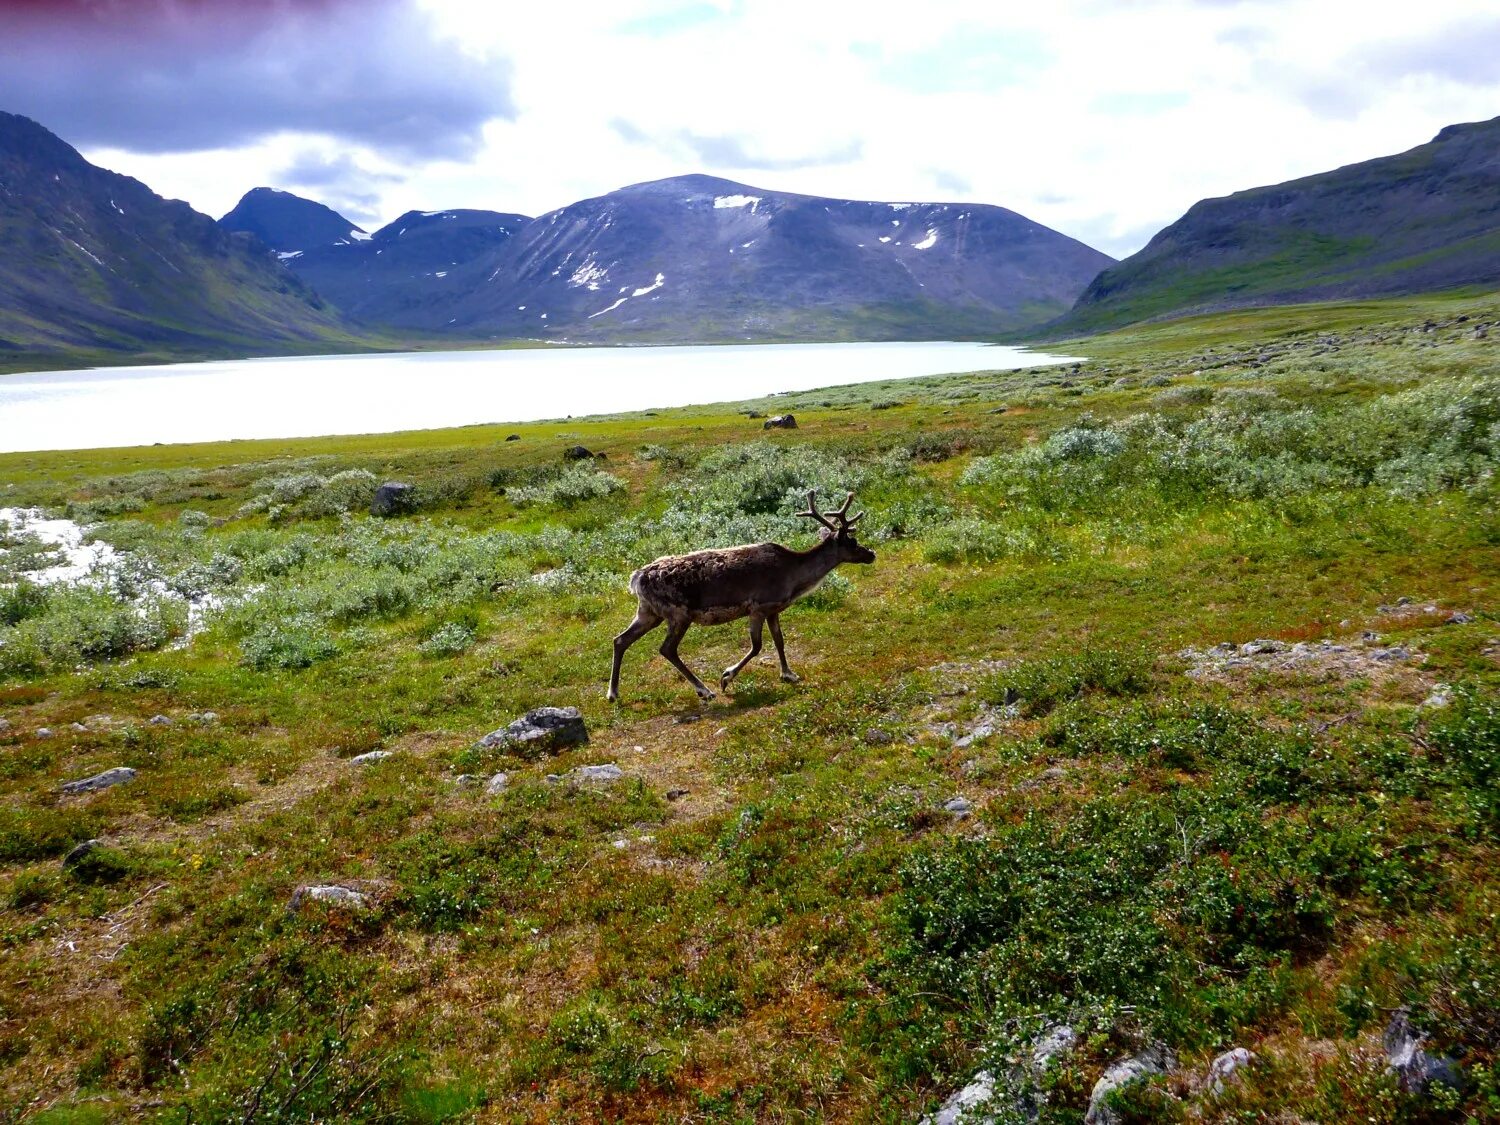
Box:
[0,341,1084,453]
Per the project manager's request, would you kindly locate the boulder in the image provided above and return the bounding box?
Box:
[1207,1047,1255,1095]
[61,766,136,794]
[562,445,594,461]
[62,838,105,870]
[35,728,54,739]
[485,771,510,794]
[572,763,623,783]
[1086,1045,1174,1125]
[0,718,9,733]
[762,414,797,429]
[288,884,370,912]
[944,796,973,817]
[370,481,416,517]
[350,750,393,765]
[475,706,589,757]
[148,714,173,726]
[1032,1024,1078,1071]
[1384,1010,1462,1094]
[187,710,219,724]
[920,1071,996,1125]
[504,433,521,441]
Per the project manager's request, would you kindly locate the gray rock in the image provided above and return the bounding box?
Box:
[1032,1024,1078,1071]
[70,722,88,732]
[187,711,219,724]
[1448,611,1474,624]
[544,773,563,783]
[61,766,136,794]
[1397,596,1413,607]
[572,763,623,783]
[1239,639,1284,656]
[1370,646,1412,663]
[62,838,105,869]
[920,1070,996,1125]
[476,706,589,757]
[666,788,689,801]
[350,750,393,765]
[1207,1047,1255,1095]
[0,718,9,733]
[1421,684,1453,709]
[944,796,973,817]
[484,771,510,794]
[1384,1010,1462,1094]
[35,727,53,739]
[1085,1045,1173,1125]
[562,445,594,461]
[288,884,370,911]
[148,714,173,726]
[454,774,480,788]
[1039,766,1068,783]
[370,480,416,516]
[863,728,894,745]
[762,414,797,429]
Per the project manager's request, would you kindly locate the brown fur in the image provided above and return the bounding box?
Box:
[607,494,876,702]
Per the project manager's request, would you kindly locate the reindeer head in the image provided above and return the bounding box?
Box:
[797,490,877,564]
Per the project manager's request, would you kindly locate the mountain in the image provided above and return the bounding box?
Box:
[442,175,1115,341]
[257,174,1112,340]
[0,112,347,360]
[273,207,531,327]
[1050,116,1500,336]
[219,187,367,253]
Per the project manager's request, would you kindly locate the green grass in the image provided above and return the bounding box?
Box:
[0,290,1496,1120]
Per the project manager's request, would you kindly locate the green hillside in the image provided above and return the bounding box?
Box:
[0,293,1496,1120]
[1049,117,1500,337]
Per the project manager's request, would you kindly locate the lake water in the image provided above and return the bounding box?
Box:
[0,341,1084,454]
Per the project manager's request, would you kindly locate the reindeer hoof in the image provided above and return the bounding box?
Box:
[696,687,716,701]
[780,671,800,684]
[606,689,619,703]
[719,672,733,692]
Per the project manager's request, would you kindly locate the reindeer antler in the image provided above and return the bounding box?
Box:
[797,489,839,533]
[822,491,864,527]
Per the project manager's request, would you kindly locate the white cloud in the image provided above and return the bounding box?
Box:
[56,0,1500,256]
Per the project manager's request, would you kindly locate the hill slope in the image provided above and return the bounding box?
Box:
[0,113,348,360]
[1050,116,1500,335]
[442,174,1115,341]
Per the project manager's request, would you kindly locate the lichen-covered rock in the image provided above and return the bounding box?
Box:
[1086,1045,1174,1125]
[1207,1047,1255,1095]
[350,750,393,765]
[944,796,973,817]
[762,414,797,429]
[571,763,623,783]
[61,766,136,794]
[288,884,371,911]
[370,480,417,516]
[920,1070,996,1125]
[485,772,510,794]
[1384,1010,1463,1094]
[475,706,589,757]
[62,838,105,869]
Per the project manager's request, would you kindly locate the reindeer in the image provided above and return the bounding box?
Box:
[607,490,876,702]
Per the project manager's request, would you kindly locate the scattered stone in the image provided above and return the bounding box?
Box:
[1086,1046,1174,1125]
[349,750,393,765]
[288,884,370,912]
[454,774,480,788]
[762,414,797,429]
[1397,596,1413,606]
[61,767,136,794]
[1448,611,1474,624]
[1384,1010,1462,1094]
[1370,645,1412,663]
[544,773,563,784]
[370,480,416,517]
[62,838,104,870]
[475,706,589,757]
[484,772,510,795]
[70,722,88,732]
[35,728,53,739]
[1032,1024,1078,1071]
[562,444,594,461]
[0,719,9,733]
[1179,637,1425,684]
[673,711,703,724]
[1421,684,1454,709]
[148,714,173,726]
[1207,1047,1255,1096]
[943,796,973,817]
[1238,639,1284,656]
[666,788,689,801]
[187,711,219,724]
[1039,766,1067,783]
[863,728,894,745]
[920,1070,997,1125]
[571,763,623,783]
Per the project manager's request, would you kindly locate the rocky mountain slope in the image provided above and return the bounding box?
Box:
[1050,116,1500,335]
[0,113,347,361]
[229,175,1113,341]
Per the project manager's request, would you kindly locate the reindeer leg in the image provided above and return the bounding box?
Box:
[767,614,799,683]
[721,614,764,693]
[607,609,662,702]
[660,619,714,701]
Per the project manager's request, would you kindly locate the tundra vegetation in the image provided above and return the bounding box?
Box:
[0,291,1496,1122]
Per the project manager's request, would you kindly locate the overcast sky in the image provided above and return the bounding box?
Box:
[4,0,1499,257]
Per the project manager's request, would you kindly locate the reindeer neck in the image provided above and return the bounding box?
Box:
[789,535,844,583]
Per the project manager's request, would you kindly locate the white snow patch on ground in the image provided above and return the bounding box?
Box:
[110,199,125,215]
[349,229,372,241]
[632,273,665,297]
[913,229,938,250]
[67,240,105,267]
[0,508,116,585]
[517,305,526,310]
[398,228,407,237]
[435,271,448,278]
[277,250,304,261]
[890,219,901,226]
[740,240,755,249]
[888,203,913,210]
[587,296,630,318]
[879,236,892,243]
[714,195,761,212]
[569,260,609,288]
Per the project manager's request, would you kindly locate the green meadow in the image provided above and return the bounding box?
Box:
[0,292,1496,1122]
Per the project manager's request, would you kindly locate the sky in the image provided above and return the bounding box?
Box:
[2,0,1499,258]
